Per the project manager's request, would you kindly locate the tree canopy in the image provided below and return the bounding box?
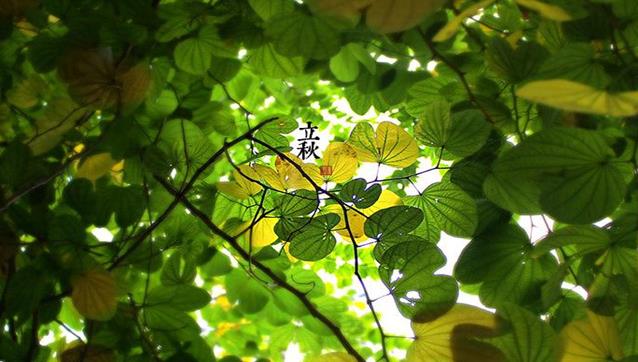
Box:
[1,0,638,361]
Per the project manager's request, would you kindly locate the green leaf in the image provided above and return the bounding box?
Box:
[486,37,548,83]
[455,223,557,307]
[248,43,304,78]
[288,213,340,261]
[146,285,211,311]
[364,205,423,240]
[111,185,146,228]
[405,77,454,118]
[490,127,632,224]
[416,102,491,158]
[339,178,382,209]
[379,241,458,321]
[537,43,610,87]
[483,171,542,215]
[174,25,234,75]
[144,305,198,331]
[248,0,294,20]
[225,269,270,314]
[267,11,341,59]
[275,190,319,217]
[161,253,197,286]
[406,181,478,238]
[487,303,557,362]
[329,44,362,82]
[531,225,610,257]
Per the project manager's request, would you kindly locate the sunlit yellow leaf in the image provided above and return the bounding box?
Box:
[558,311,624,361]
[75,153,119,182]
[283,243,299,263]
[71,269,118,321]
[243,217,279,248]
[433,0,495,42]
[217,165,263,199]
[516,0,572,21]
[329,189,401,242]
[320,142,358,183]
[308,352,357,362]
[256,154,322,191]
[407,304,503,362]
[516,80,638,117]
[348,122,419,168]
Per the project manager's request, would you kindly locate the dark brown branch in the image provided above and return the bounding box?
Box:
[246,136,390,360]
[419,29,495,124]
[108,117,279,270]
[155,177,365,362]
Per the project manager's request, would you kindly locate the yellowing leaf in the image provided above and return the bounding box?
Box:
[433,0,495,42]
[329,189,401,242]
[308,352,357,362]
[76,153,119,182]
[242,217,279,248]
[558,311,624,361]
[58,48,151,110]
[320,142,358,183]
[217,165,263,199]
[407,304,503,362]
[308,0,444,33]
[516,79,638,117]
[348,122,419,168]
[256,154,322,191]
[516,0,572,22]
[366,0,446,34]
[71,269,118,321]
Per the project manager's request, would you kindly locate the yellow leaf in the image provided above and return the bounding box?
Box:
[71,269,118,321]
[320,142,358,183]
[407,304,504,362]
[283,243,299,263]
[76,153,119,182]
[348,122,419,168]
[256,154,322,191]
[516,0,572,22]
[308,352,357,362]
[366,0,446,34]
[244,217,279,248]
[516,80,638,117]
[433,0,495,42]
[217,165,263,199]
[58,48,151,110]
[330,189,401,242]
[559,311,624,361]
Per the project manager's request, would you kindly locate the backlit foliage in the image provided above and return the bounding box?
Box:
[0,0,637,361]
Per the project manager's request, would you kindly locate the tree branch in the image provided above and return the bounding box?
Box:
[155,177,365,362]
